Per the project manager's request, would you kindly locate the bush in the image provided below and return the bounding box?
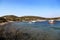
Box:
[0,17,7,23]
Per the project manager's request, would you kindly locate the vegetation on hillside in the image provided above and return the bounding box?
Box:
[0,15,60,23]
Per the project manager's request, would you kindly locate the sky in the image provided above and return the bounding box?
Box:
[0,0,60,18]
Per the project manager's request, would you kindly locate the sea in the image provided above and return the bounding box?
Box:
[3,21,60,40]
[13,21,60,30]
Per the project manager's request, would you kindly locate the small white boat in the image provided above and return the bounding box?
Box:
[32,21,36,22]
[28,21,36,24]
[49,20,54,24]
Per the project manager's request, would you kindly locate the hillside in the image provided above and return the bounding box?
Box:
[0,15,60,23]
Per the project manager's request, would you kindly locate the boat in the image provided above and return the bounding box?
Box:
[28,21,36,24]
[48,20,55,24]
[32,21,36,22]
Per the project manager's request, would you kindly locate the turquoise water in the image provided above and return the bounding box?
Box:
[6,21,60,34]
[13,21,60,30]
[3,21,60,40]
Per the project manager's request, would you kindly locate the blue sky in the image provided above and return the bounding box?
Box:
[0,0,60,18]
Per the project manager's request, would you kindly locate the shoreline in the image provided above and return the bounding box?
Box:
[0,21,14,25]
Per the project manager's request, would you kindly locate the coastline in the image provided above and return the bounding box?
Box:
[0,21,14,26]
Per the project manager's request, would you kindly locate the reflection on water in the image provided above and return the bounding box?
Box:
[0,21,60,40]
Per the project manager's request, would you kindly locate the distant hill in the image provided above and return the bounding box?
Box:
[2,15,18,18]
[0,15,60,23]
[18,16,46,21]
[2,15,18,21]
